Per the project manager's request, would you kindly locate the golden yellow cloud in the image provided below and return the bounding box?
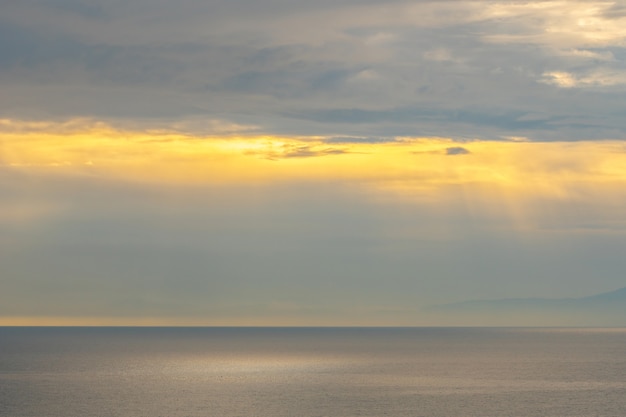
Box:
[3,117,626,236]
[3,119,626,189]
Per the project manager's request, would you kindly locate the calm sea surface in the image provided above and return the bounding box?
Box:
[1,327,625,417]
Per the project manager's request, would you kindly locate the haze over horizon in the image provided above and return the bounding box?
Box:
[2,0,626,326]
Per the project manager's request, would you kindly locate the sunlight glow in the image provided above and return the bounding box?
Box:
[3,119,626,237]
[3,119,626,188]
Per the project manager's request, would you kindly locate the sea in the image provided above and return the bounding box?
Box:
[1,327,625,417]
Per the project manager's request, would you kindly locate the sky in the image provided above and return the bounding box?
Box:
[1,0,626,326]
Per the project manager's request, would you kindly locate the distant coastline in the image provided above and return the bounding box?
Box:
[428,287,626,327]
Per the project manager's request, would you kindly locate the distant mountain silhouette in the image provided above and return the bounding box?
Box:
[429,287,626,326]
[578,286,626,303]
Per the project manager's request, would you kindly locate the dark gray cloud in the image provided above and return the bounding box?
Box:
[324,136,394,144]
[445,146,470,155]
[602,2,626,19]
[1,0,626,140]
[294,107,556,129]
[38,0,109,19]
[247,144,348,160]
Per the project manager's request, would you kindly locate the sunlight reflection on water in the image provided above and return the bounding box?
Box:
[1,327,625,417]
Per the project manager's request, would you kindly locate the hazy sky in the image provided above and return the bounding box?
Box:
[1,0,626,325]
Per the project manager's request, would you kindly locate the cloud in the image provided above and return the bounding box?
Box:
[292,106,559,136]
[0,117,258,137]
[3,2,626,326]
[323,136,394,144]
[480,1,626,48]
[423,48,460,63]
[3,118,626,193]
[541,69,626,89]
[247,143,348,160]
[445,146,470,155]
[602,2,626,19]
[558,48,615,61]
[2,1,626,140]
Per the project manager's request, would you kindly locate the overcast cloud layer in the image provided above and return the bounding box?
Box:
[2,0,626,139]
[2,1,626,325]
